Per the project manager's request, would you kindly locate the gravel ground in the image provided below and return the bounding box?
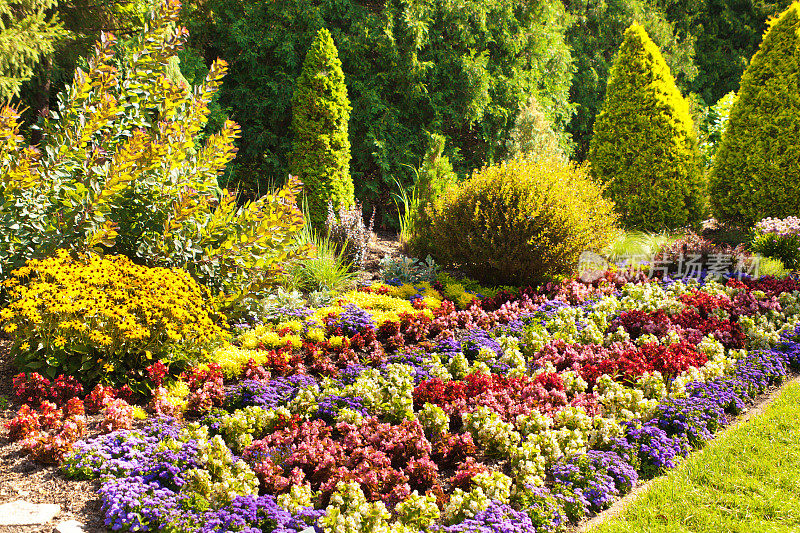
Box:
[0,339,108,533]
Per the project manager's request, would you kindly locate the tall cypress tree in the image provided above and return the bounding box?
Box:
[710,1,800,226]
[290,27,353,228]
[589,23,705,231]
[0,0,66,101]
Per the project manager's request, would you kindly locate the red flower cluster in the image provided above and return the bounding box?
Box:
[244,417,437,506]
[183,363,225,414]
[145,362,168,388]
[581,342,708,384]
[85,383,132,415]
[414,372,571,421]
[5,399,87,464]
[12,372,53,405]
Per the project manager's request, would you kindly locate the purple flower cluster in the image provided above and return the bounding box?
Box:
[550,451,637,512]
[492,318,526,337]
[535,299,573,318]
[195,494,322,533]
[436,500,540,533]
[436,336,462,357]
[99,477,198,531]
[460,329,502,361]
[265,306,315,322]
[516,486,564,532]
[653,396,727,447]
[612,421,688,478]
[329,304,376,335]
[63,419,200,487]
[100,480,322,533]
[66,418,322,533]
[316,394,369,422]
[388,349,436,384]
[338,363,367,384]
[226,375,318,410]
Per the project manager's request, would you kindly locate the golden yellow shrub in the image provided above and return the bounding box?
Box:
[1,250,225,385]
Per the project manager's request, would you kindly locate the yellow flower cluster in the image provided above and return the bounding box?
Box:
[317,290,433,325]
[239,327,303,351]
[441,283,481,310]
[1,250,225,378]
[211,344,271,379]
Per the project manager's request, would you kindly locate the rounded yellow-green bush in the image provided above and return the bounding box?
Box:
[589,23,706,231]
[0,250,225,386]
[710,2,800,226]
[421,157,619,286]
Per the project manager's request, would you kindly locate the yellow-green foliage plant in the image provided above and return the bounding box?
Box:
[290,28,354,228]
[0,251,224,386]
[710,2,800,226]
[423,156,618,287]
[589,23,706,231]
[0,0,311,313]
[406,133,458,255]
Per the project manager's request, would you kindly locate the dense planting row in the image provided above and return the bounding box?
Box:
[5,273,800,532]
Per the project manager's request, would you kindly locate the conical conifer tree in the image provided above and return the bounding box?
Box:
[290,28,354,228]
[589,23,705,231]
[710,2,800,226]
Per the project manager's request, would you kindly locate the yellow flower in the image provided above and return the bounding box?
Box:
[54,335,67,348]
[3,323,16,333]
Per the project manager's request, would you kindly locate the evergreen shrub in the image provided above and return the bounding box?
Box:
[290,28,354,228]
[421,157,618,286]
[710,2,800,225]
[589,23,705,231]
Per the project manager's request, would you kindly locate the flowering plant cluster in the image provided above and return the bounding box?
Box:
[6,399,87,464]
[4,269,797,532]
[1,251,225,389]
[753,216,800,270]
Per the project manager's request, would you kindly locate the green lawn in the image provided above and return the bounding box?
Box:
[588,380,800,533]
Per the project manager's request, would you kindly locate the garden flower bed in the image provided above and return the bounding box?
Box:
[5,272,800,532]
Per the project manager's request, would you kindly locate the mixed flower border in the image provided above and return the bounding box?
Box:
[6,273,800,532]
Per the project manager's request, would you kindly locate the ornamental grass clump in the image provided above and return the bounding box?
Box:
[0,250,224,387]
[419,156,618,286]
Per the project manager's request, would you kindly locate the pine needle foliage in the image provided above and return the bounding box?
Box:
[290,28,354,228]
[589,23,705,231]
[710,1,800,226]
[0,0,67,100]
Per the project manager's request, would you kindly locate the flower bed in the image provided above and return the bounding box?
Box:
[7,274,800,532]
